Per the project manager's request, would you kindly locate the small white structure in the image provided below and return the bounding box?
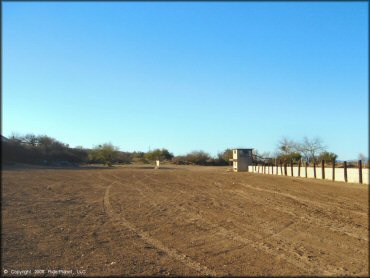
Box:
[230,148,254,172]
[155,160,160,169]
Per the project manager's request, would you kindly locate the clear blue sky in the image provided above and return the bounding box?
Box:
[3,2,368,159]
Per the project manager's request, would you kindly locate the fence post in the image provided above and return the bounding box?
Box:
[332,160,335,181]
[322,160,325,179]
[344,161,348,183]
[290,160,294,177]
[284,163,287,176]
[298,161,301,177]
[313,161,316,179]
[272,163,274,175]
[276,161,278,175]
[280,162,283,176]
[305,162,308,178]
[359,160,363,184]
[276,163,279,175]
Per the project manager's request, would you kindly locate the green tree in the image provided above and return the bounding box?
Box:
[132,151,148,164]
[216,149,233,165]
[185,151,211,165]
[317,151,338,164]
[88,143,118,166]
[145,148,174,162]
[276,152,302,163]
[172,155,188,165]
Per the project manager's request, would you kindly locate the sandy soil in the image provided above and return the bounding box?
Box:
[2,165,369,276]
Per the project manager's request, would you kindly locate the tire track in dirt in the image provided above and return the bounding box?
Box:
[239,182,367,217]
[144,173,367,275]
[115,172,324,275]
[241,174,368,212]
[103,172,367,247]
[106,171,367,275]
[231,182,368,242]
[100,173,218,276]
[232,188,368,243]
[206,178,367,243]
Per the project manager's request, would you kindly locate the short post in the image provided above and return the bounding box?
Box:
[332,160,335,181]
[290,160,293,177]
[344,161,348,182]
[305,162,308,178]
[258,165,260,173]
[358,160,363,184]
[155,160,160,170]
[313,161,316,178]
[271,163,274,175]
[298,160,301,177]
[321,160,325,179]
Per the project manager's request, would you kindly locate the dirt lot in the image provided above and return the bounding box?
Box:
[2,164,369,276]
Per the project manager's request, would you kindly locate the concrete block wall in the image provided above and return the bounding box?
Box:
[248,165,369,184]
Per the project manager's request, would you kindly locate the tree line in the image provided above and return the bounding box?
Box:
[2,133,233,166]
[2,133,366,167]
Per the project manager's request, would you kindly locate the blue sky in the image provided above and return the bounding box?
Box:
[3,2,368,159]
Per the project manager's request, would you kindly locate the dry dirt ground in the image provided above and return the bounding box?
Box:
[2,164,369,276]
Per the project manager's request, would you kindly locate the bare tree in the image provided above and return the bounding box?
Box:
[299,137,326,163]
[277,137,298,155]
[23,134,38,147]
[9,132,22,141]
[358,153,368,167]
[260,151,271,159]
